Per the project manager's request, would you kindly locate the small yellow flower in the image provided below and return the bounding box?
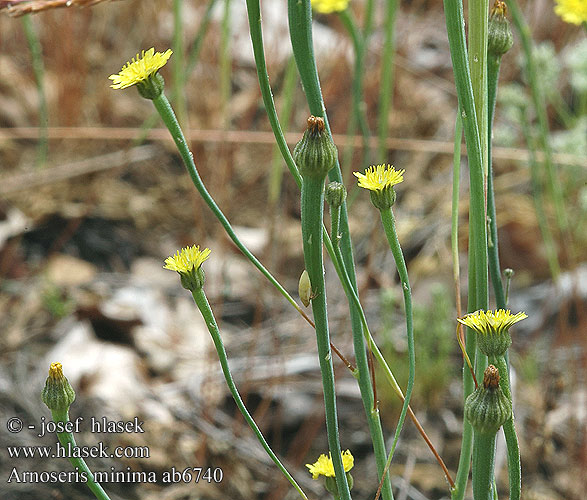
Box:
[109,48,172,90]
[354,164,405,192]
[554,0,587,25]
[306,450,354,479]
[457,309,527,335]
[311,0,350,14]
[164,245,211,274]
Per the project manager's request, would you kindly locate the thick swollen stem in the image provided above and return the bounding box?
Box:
[301,176,351,500]
[472,431,497,500]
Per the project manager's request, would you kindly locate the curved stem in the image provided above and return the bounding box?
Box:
[494,356,521,500]
[487,54,506,309]
[191,287,308,500]
[50,408,111,500]
[150,92,314,327]
[301,176,351,500]
[286,3,394,498]
[377,208,415,486]
[487,50,522,500]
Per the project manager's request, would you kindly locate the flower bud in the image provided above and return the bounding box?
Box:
[298,269,312,307]
[465,365,512,435]
[41,362,75,412]
[488,1,514,57]
[325,181,347,208]
[293,116,338,180]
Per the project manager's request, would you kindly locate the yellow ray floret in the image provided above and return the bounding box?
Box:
[306,450,354,479]
[164,245,211,274]
[109,48,173,89]
[311,0,350,14]
[354,164,405,192]
[554,0,587,25]
[457,309,527,335]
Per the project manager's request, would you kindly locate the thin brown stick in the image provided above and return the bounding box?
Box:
[1,127,585,166]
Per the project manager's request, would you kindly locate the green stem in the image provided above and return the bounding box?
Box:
[493,356,521,500]
[506,0,571,267]
[443,0,489,497]
[287,3,394,497]
[377,0,399,160]
[378,208,416,471]
[452,112,462,318]
[468,0,489,179]
[50,409,111,500]
[301,176,351,500]
[150,92,312,325]
[472,432,497,500]
[487,48,522,500]
[487,53,506,309]
[22,14,48,167]
[246,0,303,188]
[191,287,308,500]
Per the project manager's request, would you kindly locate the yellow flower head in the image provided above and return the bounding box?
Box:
[457,309,527,335]
[458,309,527,357]
[109,48,172,90]
[311,0,350,14]
[48,362,65,380]
[354,164,405,192]
[164,245,211,274]
[306,450,354,479]
[554,0,587,25]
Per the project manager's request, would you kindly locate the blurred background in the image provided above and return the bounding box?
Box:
[0,0,585,499]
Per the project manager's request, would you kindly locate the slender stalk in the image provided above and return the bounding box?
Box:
[487,40,522,500]
[301,176,351,500]
[494,356,521,500]
[487,53,506,310]
[22,14,48,167]
[468,0,493,496]
[442,0,488,497]
[49,408,111,500]
[324,227,454,490]
[468,0,489,179]
[376,208,415,493]
[506,0,571,268]
[150,92,314,327]
[287,2,394,498]
[191,287,308,499]
[452,113,464,344]
[378,0,399,160]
